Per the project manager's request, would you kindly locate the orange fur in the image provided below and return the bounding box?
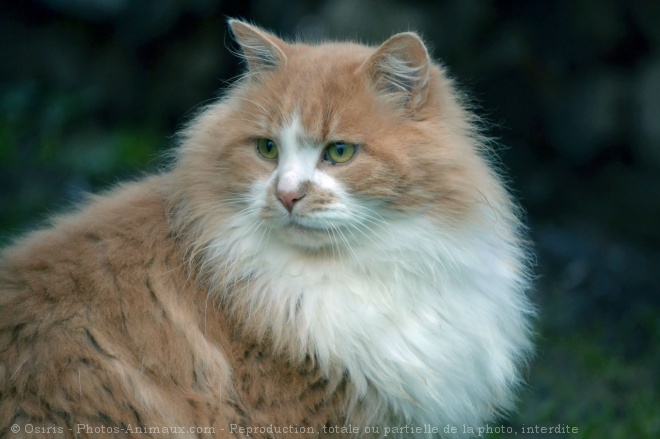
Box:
[0,177,348,438]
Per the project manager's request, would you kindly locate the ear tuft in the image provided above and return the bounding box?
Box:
[228,19,287,72]
[364,32,431,110]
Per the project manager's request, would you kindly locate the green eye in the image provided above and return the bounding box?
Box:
[324,142,357,164]
[256,138,279,160]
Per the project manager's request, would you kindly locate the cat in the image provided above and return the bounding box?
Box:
[0,20,534,438]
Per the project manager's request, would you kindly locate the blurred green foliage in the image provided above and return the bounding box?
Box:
[0,81,164,244]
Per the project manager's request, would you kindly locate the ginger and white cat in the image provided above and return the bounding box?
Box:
[0,21,533,438]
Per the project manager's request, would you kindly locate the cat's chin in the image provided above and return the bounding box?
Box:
[274,223,338,253]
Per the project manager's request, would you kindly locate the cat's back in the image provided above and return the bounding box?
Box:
[0,175,177,313]
[0,176,235,437]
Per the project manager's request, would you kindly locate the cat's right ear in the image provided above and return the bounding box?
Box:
[228,20,287,72]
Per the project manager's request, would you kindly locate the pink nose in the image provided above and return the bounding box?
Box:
[278,190,305,212]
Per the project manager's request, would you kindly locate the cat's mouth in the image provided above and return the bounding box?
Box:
[275,217,336,249]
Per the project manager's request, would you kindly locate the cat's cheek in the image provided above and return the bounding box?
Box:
[311,169,343,194]
[244,179,275,214]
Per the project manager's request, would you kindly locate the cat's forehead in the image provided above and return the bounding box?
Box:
[240,43,383,140]
[278,43,373,94]
[290,41,374,70]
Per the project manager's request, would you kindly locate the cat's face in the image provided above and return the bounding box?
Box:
[175,22,494,252]
[245,117,369,250]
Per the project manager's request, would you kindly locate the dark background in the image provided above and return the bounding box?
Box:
[1,1,658,437]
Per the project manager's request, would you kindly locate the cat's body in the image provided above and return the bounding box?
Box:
[0,22,533,438]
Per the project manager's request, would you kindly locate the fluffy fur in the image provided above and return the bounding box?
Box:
[0,21,533,438]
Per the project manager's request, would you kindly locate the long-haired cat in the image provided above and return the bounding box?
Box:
[0,21,533,438]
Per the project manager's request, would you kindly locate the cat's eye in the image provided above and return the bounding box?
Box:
[256,138,279,160]
[323,142,357,164]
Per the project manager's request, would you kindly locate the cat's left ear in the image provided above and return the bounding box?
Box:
[228,20,288,72]
[363,32,431,111]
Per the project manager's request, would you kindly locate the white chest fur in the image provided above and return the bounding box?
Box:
[206,214,532,432]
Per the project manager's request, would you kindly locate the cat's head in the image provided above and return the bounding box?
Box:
[171,21,508,253]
